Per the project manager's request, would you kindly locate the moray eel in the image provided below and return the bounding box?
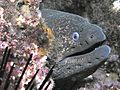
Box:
[41,9,111,81]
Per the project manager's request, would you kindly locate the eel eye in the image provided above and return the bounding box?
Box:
[72,32,80,41]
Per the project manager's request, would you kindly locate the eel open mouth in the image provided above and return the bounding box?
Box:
[53,42,111,79]
[65,40,106,58]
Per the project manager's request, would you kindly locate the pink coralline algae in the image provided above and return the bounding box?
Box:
[0,0,54,90]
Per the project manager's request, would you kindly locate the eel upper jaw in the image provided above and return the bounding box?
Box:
[62,24,107,59]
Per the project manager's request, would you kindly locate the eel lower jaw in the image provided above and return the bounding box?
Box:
[52,45,111,80]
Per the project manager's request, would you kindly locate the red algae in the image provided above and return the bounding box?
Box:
[0,0,54,90]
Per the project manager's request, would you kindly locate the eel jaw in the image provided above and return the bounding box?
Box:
[52,45,111,80]
[62,24,107,59]
[63,40,106,59]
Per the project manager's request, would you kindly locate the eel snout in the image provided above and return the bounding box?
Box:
[62,24,107,59]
